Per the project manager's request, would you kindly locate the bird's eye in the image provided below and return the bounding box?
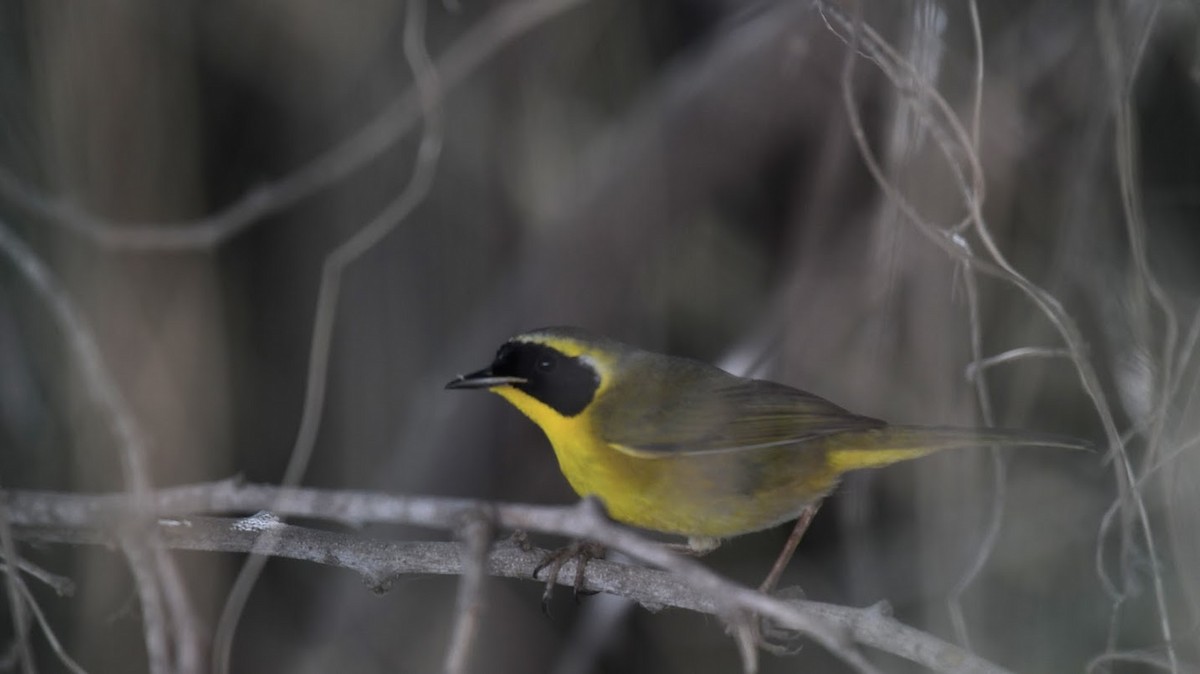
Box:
[537,357,556,372]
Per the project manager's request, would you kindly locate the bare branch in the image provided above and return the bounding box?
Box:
[5,483,1018,674]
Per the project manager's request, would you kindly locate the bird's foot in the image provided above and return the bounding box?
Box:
[531,540,606,616]
[757,586,808,656]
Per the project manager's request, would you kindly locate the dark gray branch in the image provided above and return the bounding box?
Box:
[3,482,1013,674]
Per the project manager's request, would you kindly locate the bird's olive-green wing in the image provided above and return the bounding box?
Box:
[592,358,885,457]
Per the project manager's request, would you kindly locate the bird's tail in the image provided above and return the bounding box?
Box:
[825,425,1091,473]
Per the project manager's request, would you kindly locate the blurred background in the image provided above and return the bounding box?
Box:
[1,0,1198,672]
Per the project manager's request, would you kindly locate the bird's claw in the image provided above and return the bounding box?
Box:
[532,540,606,616]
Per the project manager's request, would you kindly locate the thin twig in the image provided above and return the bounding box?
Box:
[1096,3,1179,669]
[550,593,636,674]
[945,1,1001,650]
[2,560,75,598]
[1087,649,1198,674]
[821,0,1127,464]
[0,486,36,674]
[11,573,87,674]
[964,347,1076,382]
[1099,0,1178,473]
[211,0,446,668]
[949,240,1002,652]
[0,558,77,672]
[966,0,983,148]
[122,540,169,674]
[443,511,493,674]
[821,3,1172,666]
[0,0,589,251]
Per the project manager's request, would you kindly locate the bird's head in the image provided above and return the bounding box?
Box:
[445,327,622,419]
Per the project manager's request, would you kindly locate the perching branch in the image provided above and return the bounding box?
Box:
[3,481,1015,674]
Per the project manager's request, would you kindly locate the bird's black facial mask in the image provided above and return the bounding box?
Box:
[491,341,599,417]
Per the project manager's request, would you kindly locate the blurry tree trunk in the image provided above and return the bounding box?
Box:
[31,3,230,669]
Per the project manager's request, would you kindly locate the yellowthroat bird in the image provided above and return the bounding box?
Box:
[446,326,1086,556]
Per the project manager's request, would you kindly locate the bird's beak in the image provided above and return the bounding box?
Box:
[445,368,527,390]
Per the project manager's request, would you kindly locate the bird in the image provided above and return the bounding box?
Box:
[445,326,1087,590]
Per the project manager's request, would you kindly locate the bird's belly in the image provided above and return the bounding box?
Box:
[550,436,838,539]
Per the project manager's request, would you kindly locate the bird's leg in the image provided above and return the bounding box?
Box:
[532,540,607,615]
[752,505,822,656]
[759,502,821,594]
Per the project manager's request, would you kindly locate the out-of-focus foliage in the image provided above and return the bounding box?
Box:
[0,0,1197,672]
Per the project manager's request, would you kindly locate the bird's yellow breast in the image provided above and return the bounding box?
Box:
[494,386,653,511]
[492,385,833,538]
